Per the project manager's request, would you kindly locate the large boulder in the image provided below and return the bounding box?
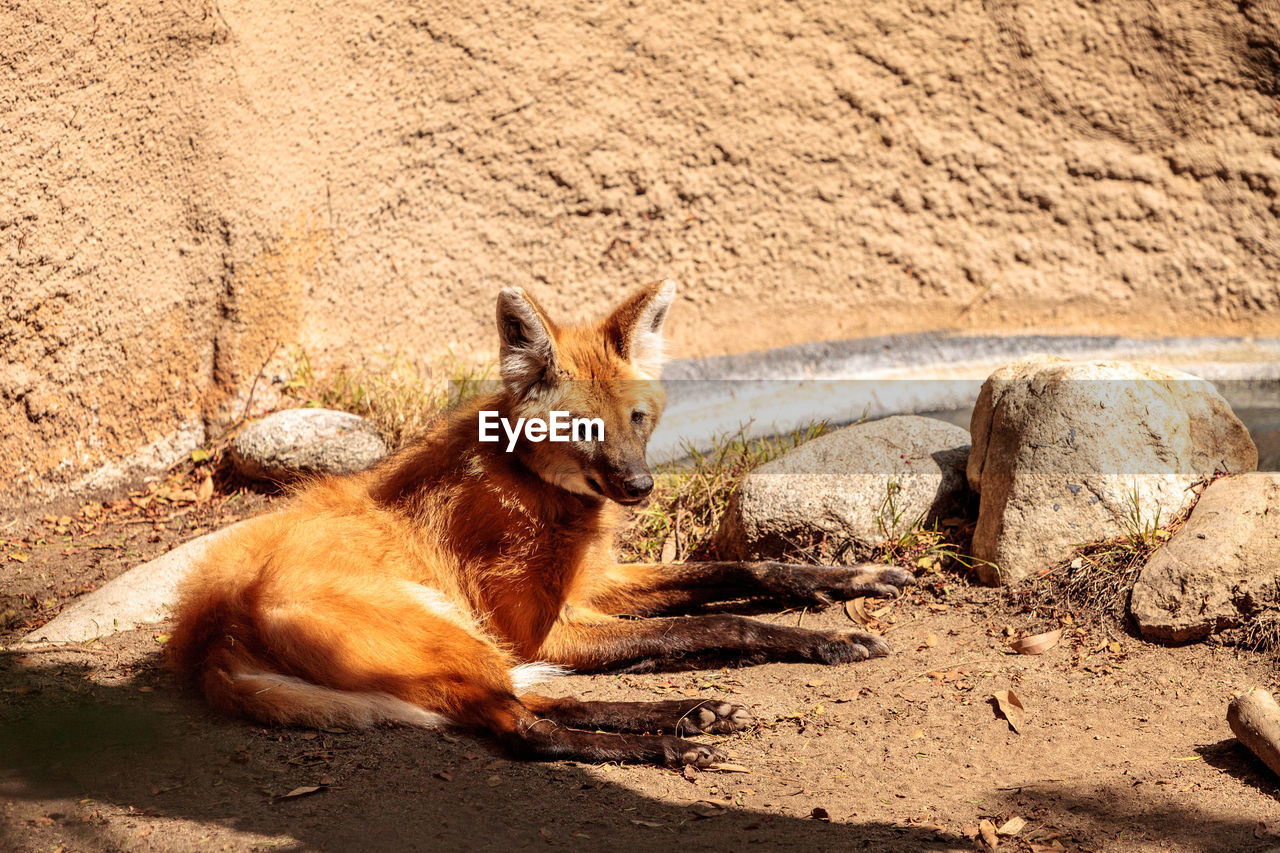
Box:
[1130,473,1280,644]
[714,415,971,562]
[967,356,1257,584]
[231,408,388,482]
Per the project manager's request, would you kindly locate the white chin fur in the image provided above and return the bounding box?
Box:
[536,461,598,497]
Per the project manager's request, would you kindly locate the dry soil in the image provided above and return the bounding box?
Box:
[2,484,1279,853]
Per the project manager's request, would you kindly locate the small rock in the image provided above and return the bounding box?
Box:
[231,408,387,482]
[714,415,971,562]
[1130,472,1280,643]
[967,356,1256,584]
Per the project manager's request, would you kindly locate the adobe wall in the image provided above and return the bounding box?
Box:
[4,0,1278,508]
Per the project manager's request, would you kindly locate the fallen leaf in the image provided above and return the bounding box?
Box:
[991,690,1026,733]
[682,764,699,781]
[704,762,752,773]
[196,472,214,503]
[153,634,171,645]
[486,775,502,787]
[278,786,323,800]
[979,817,999,849]
[845,597,872,624]
[191,448,210,463]
[6,552,28,563]
[924,632,938,648]
[1010,629,1063,655]
[690,800,724,818]
[996,816,1026,836]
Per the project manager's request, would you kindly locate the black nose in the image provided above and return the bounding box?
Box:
[622,472,654,499]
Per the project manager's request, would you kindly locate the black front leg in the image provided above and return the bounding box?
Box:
[584,561,914,616]
[520,694,754,736]
[538,612,892,673]
[751,562,915,607]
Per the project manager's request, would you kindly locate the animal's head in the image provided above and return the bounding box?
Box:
[494,280,677,505]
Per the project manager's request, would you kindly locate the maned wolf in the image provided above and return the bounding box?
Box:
[168,280,913,767]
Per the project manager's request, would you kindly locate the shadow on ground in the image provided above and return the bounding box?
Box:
[1197,737,1279,798]
[1,653,1275,852]
[0,654,963,852]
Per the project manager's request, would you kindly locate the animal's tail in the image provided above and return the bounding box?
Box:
[205,649,450,728]
[167,581,567,730]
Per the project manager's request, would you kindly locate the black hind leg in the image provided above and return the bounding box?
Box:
[521,694,753,736]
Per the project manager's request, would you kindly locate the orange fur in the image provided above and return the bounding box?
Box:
[169,281,677,731]
[170,279,907,767]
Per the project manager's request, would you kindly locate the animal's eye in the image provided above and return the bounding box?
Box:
[631,410,646,426]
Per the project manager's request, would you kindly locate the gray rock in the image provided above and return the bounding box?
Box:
[231,408,387,482]
[967,355,1257,584]
[714,415,972,562]
[1130,473,1280,644]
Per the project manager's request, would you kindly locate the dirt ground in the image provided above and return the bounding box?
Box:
[3,483,1280,853]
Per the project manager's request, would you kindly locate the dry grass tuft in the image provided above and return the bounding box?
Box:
[615,422,833,563]
[284,349,493,448]
[1236,610,1280,653]
[1007,482,1204,624]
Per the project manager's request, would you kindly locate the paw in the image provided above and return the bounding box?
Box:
[864,565,916,590]
[812,630,891,664]
[677,742,726,767]
[762,562,915,607]
[821,564,916,604]
[676,701,754,736]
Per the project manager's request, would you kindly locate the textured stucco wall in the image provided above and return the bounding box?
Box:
[4,0,1279,509]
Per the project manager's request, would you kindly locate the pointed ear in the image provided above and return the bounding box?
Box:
[604,279,677,379]
[496,287,558,396]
